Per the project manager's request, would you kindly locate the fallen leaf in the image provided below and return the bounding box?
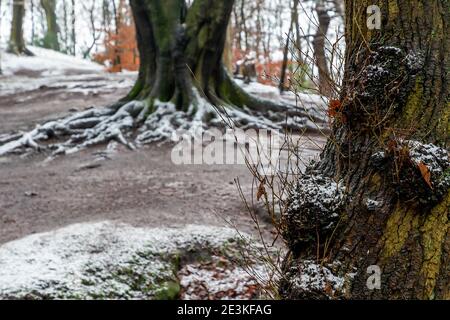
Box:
[418,162,433,189]
[327,99,342,117]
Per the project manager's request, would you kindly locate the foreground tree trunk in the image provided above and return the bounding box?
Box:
[8,0,32,55]
[40,0,60,51]
[281,0,449,299]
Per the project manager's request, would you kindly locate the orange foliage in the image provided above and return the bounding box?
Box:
[231,48,293,87]
[94,1,139,73]
[327,99,342,118]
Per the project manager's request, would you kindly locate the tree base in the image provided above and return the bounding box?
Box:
[0,89,317,158]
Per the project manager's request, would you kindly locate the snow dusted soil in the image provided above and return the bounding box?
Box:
[0,47,135,133]
[0,47,326,299]
[0,221,270,299]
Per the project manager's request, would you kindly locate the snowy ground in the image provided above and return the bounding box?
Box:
[0,221,273,299]
[0,46,135,103]
[0,47,326,300]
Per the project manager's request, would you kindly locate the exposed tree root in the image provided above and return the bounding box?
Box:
[0,89,321,158]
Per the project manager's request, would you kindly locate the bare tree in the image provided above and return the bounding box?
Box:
[312,0,332,96]
[40,0,60,51]
[71,0,76,55]
[279,0,301,93]
[82,0,102,59]
[8,0,33,55]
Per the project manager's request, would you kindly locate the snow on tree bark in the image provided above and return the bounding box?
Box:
[280,0,449,299]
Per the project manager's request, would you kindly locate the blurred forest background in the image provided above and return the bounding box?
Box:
[0,0,345,93]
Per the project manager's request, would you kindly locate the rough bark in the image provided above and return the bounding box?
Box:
[8,0,33,55]
[41,0,60,51]
[281,0,449,300]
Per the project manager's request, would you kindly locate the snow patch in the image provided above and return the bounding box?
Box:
[283,173,346,246]
[287,174,345,219]
[0,221,250,299]
[366,199,381,211]
[406,140,449,175]
[289,261,345,298]
[2,46,103,76]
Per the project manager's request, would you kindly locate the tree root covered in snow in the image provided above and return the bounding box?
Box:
[0,90,323,158]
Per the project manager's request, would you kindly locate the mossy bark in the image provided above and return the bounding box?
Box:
[8,0,32,55]
[126,0,281,115]
[281,0,449,299]
[41,0,60,51]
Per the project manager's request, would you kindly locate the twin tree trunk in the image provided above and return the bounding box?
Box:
[130,0,448,299]
[127,0,280,115]
[281,0,449,299]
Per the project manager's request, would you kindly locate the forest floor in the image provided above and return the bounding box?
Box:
[0,48,326,299]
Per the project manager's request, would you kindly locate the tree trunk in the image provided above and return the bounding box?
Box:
[0,0,3,74]
[71,0,76,55]
[8,0,32,55]
[312,0,332,96]
[280,0,449,300]
[279,0,301,93]
[126,0,289,116]
[40,0,60,51]
[279,24,292,93]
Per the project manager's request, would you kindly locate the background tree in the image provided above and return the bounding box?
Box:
[0,0,2,73]
[279,0,300,93]
[312,0,332,96]
[8,0,32,55]
[40,0,60,51]
[281,0,449,299]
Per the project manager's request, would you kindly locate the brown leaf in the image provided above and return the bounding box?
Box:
[324,283,333,296]
[327,99,342,118]
[418,162,433,189]
[256,179,266,201]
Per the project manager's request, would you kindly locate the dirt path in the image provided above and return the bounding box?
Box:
[0,69,324,245]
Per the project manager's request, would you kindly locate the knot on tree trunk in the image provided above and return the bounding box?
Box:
[279,258,350,300]
[342,46,424,129]
[282,173,346,254]
[370,140,450,207]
